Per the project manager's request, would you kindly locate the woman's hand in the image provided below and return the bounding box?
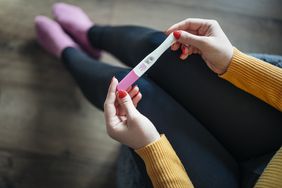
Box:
[166,18,233,75]
[103,77,160,150]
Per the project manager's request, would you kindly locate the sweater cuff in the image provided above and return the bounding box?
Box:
[135,134,172,160]
[135,135,193,188]
[220,47,259,79]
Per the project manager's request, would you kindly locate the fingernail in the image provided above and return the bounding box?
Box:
[118,90,127,99]
[173,31,181,39]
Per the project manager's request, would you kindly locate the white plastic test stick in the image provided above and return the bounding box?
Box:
[117,33,176,91]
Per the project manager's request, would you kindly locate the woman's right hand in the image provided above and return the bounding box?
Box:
[166,18,234,75]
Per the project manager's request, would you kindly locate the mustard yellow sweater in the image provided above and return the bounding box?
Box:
[136,48,282,188]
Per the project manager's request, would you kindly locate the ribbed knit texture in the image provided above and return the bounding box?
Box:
[135,49,282,187]
[136,135,194,188]
[220,48,282,111]
[254,147,282,188]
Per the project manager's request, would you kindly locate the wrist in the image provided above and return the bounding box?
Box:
[134,132,161,150]
[217,46,234,75]
[136,133,161,150]
[222,46,235,74]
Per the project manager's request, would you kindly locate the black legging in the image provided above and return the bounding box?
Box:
[61,25,282,188]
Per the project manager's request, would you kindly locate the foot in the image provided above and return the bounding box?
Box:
[35,16,78,58]
[52,3,101,58]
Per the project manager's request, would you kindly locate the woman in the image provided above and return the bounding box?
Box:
[35,3,282,187]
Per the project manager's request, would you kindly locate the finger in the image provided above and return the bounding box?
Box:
[166,18,209,34]
[180,53,189,60]
[104,77,118,118]
[180,52,189,60]
[175,30,208,49]
[104,77,118,105]
[132,92,142,107]
[171,42,181,51]
[180,44,189,60]
[116,90,138,116]
[181,44,189,54]
[185,45,193,56]
[126,86,132,93]
[116,85,140,115]
[128,85,139,98]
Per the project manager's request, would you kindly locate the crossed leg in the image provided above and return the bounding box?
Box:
[62,47,240,188]
[88,25,282,161]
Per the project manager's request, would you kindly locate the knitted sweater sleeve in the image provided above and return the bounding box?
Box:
[220,48,282,111]
[135,135,194,188]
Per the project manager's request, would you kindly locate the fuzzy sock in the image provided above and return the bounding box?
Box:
[52,3,101,58]
[35,16,78,58]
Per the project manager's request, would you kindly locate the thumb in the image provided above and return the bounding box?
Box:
[116,90,138,116]
[174,30,208,49]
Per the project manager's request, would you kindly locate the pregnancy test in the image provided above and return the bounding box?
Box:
[117,33,176,91]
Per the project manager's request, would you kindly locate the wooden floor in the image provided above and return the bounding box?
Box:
[0,0,281,187]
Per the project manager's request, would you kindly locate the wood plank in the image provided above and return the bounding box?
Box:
[0,149,117,188]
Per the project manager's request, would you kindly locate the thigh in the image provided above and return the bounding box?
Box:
[62,47,130,109]
[114,71,240,188]
[148,50,282,160]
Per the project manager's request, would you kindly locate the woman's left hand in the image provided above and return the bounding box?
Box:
[103,77,160,150]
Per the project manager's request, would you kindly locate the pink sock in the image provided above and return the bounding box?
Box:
[35,16,78,58]
[52,3,101,59]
